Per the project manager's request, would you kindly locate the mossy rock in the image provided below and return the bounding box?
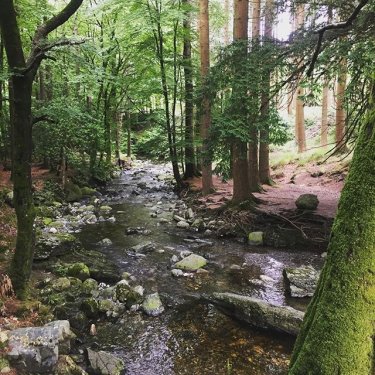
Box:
[115,281,131,303]
[99,205,112,213]
[142,293,164,317]
[66,183,82,203]
[248,231,264,246]
[81,187,97,197]
[0,357,10,371]
[174,254,207,271]
[80,298,99,319]
[295,194,319,210]
[51,277,71,291]
[67,263,90,281]
[82,278,98,295]
[43,217,53,226]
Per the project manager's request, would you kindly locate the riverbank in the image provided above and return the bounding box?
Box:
[0,160,337,374]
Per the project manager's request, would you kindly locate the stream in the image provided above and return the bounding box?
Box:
[77,161,324,375]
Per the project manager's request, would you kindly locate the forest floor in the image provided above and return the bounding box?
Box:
[186,155,347,219]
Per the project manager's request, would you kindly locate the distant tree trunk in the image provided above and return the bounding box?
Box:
[127,112,131,157]
[335,58,347,152]
[39,66,46,102]
[115,112,122,160]
[148,0,182,188]
[224,0,230,45]
[232,0,252,203]
[294,5,306,153]
[183,0,197,179]
[289,95,375,375]
[248,0,260,191]
[199,0,214,194]
[0,0,83,298]
[60,146,67,189]
[259,0,274,185]
[321,79,329,147]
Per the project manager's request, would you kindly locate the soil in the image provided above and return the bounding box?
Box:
[186,159,345,220]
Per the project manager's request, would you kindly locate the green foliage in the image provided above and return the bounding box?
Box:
[34,180,64,206]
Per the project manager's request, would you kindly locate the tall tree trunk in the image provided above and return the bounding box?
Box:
[248,0,260,191]
[0,0,83,298]
[289,95,375,375]
[321,79,329,147]
[335,58,347,152]
[232,0,252,203]
[199,0,213,194]
[294,5,306,153]
[224,0,230,45]
[183,0,196,179]
[259,0,274,185]
[115,112,122,160]
[127,111,131,157]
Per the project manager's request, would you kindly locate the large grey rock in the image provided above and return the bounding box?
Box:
[174,254,207,271]
[210,292,304,336]
[7,320,73,373]
[295,194,319,210]
[130,242,156,253]
[176,221,190,229]
[283,265,320,297]
[87,349,124,375]
[142,293,164,317]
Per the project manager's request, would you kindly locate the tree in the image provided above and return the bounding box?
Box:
[258,0,275,185]
[320,78,329,146]
[182,0,197,179]
[335,57,347,152]
[0,0,83,298]
[294,4,306,153]
[199,0,214,194]
[248,0,261,191]
[289,87,375,374]
[231,0,251,203]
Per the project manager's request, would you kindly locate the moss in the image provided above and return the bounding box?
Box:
[289,109,375,374]
[81,187,97,197]
[65,183,82,202]
[67,263,90,281]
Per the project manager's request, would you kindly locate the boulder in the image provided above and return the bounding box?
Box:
[115,281,131,303]
[80,298,99,319]
[65,183,82,203]
[130,242,156,253]
[82,278,98,295]
[67,263,90,281]
[176,221,190,229]
[210,292,304,336]
[295,194,319,210]
[142,293,164,317]
[283,265,320,298]
[51,277,71,292]
[80,187,97,197]
[98,238,112,246]
[248,232,263,246]
[7,320,73,374]
[174,254,207,271]
[55,355,88,375]
[34,233,80,261]
[87,349,124,375]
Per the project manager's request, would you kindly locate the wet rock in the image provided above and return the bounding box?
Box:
[115,281,131,303]
[179,250,192,259]
[66,183,82,203]
[295,194,319,210]
[98,238,112,246]
[170,255,179,264]
[82,278,99,295]
[7,320,74,373]
[51,277,71,292]
[142,293,165,317]
[248,232,263,246]
[150,213,158,218]
[49,227,58,234]
[121,272,131,280]
[210,293,304,336]
[87,349,124,375]
[67,263,90,281]
[34,233,80,261]
[173,214,185,222]
[171,269,184,277]
[80,298,99,319]
[321,252,327,258]
[126,227,144,235]
[99,205,112,213]
[283,265,320,297]
[186,208,194,219]
[56,355,88,375]
[130,242,156,253]
[191,218,204,230]
[176,221,190,229]
[174,254,207,271]
[125,286,144,308]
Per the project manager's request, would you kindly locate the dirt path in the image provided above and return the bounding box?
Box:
[188,161,345,219]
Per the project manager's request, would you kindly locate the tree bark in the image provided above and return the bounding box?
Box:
[289,97,375,375]
[248,0,261,191]
[0,0,83,298]
[199,0,214,194]
[232,0,252,203]
[259,0,274,185]
[127,111,131,157]
[115,112,123,160]
[335,58,347,152]
[224,0,230,45]
[183,0,197,179]
[294,5,306,153]
[321,79,329,147]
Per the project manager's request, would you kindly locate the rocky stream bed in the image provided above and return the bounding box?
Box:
[1,161,327,375]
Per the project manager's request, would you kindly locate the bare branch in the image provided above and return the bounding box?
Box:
[307,0,370,77]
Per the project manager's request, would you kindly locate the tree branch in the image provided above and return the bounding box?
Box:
[307,0,370,77]
[32,115,55,126]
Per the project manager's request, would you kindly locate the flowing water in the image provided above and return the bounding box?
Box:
[78,161,323,375]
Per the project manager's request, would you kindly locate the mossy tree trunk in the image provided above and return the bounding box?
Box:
[289,102,375,374]
[0,0,83,298]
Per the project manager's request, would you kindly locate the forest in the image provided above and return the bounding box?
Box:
[0,0,374,374]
